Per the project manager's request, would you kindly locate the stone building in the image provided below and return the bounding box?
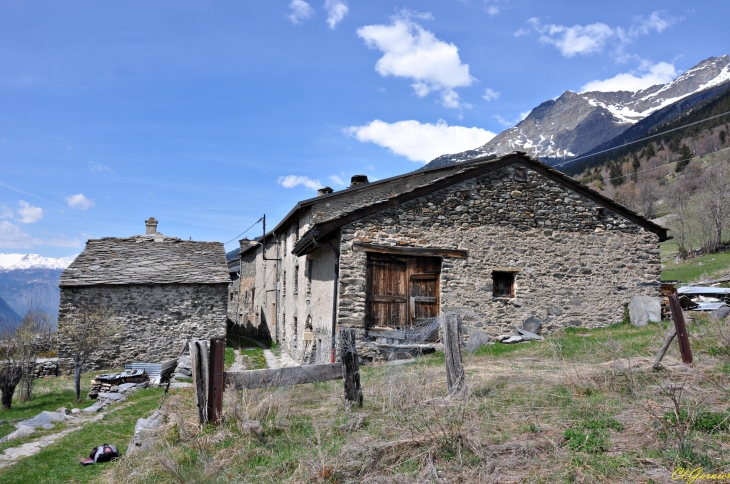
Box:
[58,218,229,370]
[234,153,668,362]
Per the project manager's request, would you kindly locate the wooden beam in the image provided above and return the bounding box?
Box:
[190,340,209,424]
[442,314,467,397]
[669,293,694,364]
[207,337,225,425]
[224,364,343,390]
[353,242,468,259]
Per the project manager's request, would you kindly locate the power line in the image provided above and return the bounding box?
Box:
[552,109,730,169]
[224,217,264,245]
[602,148,729,183]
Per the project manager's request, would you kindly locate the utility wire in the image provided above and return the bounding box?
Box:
[602,147,729,183]
[551,109,730,168]
[224,216,264,245]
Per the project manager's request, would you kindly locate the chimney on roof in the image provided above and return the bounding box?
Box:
[145,217,158,235]
[317,187,333,196]
[350,175,369,187]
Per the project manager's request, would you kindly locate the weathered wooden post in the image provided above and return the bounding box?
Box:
[669,293,693,364]
[190,339,210,424]
[207,337,226,425]
[441,313,466,397]
[339,328,362,407]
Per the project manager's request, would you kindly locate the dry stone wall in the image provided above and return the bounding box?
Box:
[58,283,228,370]
[337,165,661,357]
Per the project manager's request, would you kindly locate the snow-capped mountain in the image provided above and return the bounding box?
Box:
[426,55,730,168]
[0,253,76,326]
[0,253,76,271]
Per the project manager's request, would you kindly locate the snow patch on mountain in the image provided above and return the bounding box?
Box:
[0,253,76,271]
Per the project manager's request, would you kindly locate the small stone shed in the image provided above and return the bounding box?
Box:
[58,219,229,370]
[235,153,668,362]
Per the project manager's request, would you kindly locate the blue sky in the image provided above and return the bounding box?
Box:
[0,1,726,258]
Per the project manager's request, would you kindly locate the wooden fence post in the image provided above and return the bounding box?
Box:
[207,337,226,425]
[190,339,210,424]
[339,328,362,407]
[669,293,693,364]
[441,313,466,397]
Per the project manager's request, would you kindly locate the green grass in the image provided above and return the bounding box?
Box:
[0,370,124,439]
[661,250,730,282]
[0,387,166,484]
[224,347,236,370]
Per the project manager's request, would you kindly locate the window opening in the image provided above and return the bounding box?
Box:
[492,271,516,298]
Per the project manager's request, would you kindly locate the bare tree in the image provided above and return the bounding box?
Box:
[0,311,51,409]
[57,308,122,401]
[695,163,730,252]
[667,181,695,258]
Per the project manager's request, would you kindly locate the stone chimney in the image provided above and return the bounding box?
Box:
[317,187,334,196]
[350,175,369,187]
[145,217,158,235]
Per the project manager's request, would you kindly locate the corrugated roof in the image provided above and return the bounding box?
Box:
[59,235,229,286]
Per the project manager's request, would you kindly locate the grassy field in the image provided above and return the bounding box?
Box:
[0,370,166,484]
[101,316,730,483]
[660,239,730,283]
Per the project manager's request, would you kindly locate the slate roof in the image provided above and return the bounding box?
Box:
[292,152,669,256]
[59,235,230,286]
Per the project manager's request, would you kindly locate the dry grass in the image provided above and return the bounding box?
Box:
[102,319,730,483]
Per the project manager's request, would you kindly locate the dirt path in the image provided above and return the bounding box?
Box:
[228,349,246,372]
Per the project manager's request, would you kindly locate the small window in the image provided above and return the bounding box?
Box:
[294,265,299,295]
[492,271,516,298]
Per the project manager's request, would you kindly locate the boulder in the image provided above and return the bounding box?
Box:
[709,305,730,320]
[0,425,35,443]
[516,328,544,341]
[82,403,104,413]
[98,392,124,402]
[500,335,524,344]
[118,383,137,393]
[465,330,491,352]
[628,296,661,327]
[18,410,68,429]
[168,382,193,389]
[127,410,166,454]
[521,316,542,334]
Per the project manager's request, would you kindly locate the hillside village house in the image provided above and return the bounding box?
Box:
[58,218,229,370]
[232,153,668,363]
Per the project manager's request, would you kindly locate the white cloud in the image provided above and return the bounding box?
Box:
[529,18,614,57]
[345,119,496,163]
[89,162,113,174]
[324,0,348,29]
[493,115,513,127]
[0,221,32,248]
[527,12,679,59]
[288,0,314,24]
[0,206,12,219]
[482,88,500,101]
[513,28,529,37]
[17,200,43,224]
[66,193,95,210]
[0,221,83,249]
[329,175,346,186]
[581,61,677,92]
[356,14,474,108]
[485,6,500,16]
[277,175,322,191]
[629,11,678,36]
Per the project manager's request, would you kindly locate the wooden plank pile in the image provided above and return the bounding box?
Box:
[88,369,148,399]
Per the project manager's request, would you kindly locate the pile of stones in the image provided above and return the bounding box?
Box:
[173,354,193,380]
[495,316,545,344]
[82,381,149,414]
[32,359,60,378]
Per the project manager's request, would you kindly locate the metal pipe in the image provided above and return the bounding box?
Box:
[312,237,340,363]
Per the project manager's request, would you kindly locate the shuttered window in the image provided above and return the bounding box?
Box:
[366,254,440,328]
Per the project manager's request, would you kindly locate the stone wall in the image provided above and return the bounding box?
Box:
[58,283,228,370]
[337,165,662,357]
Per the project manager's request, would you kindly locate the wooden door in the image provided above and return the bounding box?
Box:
[367,256,407,327]
[367,255,440,328]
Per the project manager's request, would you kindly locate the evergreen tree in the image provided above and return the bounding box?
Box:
[609,162,625,186]
[645,142,656,159]
[675,144,692,173]
[631,154,641,182]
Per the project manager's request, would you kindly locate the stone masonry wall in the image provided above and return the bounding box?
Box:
[336,165,661,357]
[58,283,228,370]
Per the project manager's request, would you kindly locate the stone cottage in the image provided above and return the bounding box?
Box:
[234,153,668,363]
[58,218,229,370]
